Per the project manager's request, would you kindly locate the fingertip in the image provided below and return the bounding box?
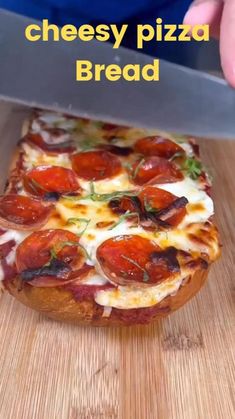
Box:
[184,1,222,26]
[221,61,235,88]
[184,7,203,26]
[220,0,235,88]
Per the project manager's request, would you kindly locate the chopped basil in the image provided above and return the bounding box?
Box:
[43,247,57,266]
[122,161,133,171]
[79,137,98,151]
[50,240,91,261]
[45,241,76,266]
[63,183,138,203]
[144,197,158,213]
[66,217,90,224]
[108,210,138,230]
[29,178,48,193]
[56,240,78,250]
[66,217,90,236]
[121,255,150,282]
[60,240,92,260]
[182,158,202,180]
[81,182,139,203]
[132,158,145,179]
[90,181,95,195]
[61,194,81,201]
[50,247,57,260]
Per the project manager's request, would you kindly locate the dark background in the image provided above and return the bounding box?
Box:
[0,0,221,71]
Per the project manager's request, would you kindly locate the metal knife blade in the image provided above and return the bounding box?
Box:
[0,9,235,139]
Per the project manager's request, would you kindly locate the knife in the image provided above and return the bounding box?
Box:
[0,9,235,139]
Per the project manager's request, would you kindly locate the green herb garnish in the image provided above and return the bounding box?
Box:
[81,182,139,203]
[92,190,138,202]
[56,240,79,250]
[29,178,48,193]
[44,242,75,266]
[182,158,202,180]
[132,158,145,179]
[122,161,133,171]
[49,247,57,260]
[66,217,91,237]
[144,197,157,213]
[59,240,92,260]
[79,137,97,151]
[43,247,57,266]
[49,240,91,261]
[63,183,138,203]
[109,210,138,230]
[121,255,150,282]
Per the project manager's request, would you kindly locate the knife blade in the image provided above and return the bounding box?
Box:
[0,9,235,139]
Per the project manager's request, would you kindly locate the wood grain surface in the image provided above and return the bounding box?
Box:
[0,103,234,419]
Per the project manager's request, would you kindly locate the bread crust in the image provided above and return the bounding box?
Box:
[5,268,208,326]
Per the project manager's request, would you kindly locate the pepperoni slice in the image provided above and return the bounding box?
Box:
[20,263,92,288]
[99,144,133,156]
[130,156,183,185]
[0,195,53,230]
[139,186,187,227]
[0,240,15,259]
[134,136,184,159]
[109,195,141,215]
[97,235,173,286]
[102,123,120,131]
[16,229,87,287]
[25,131,76,154]
[71,151,122,181]
[23,166,80,197]
[102,123,127,133]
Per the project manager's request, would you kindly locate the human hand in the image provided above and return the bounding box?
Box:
[184,0,235,87]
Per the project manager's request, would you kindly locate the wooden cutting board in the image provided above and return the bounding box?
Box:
[0,103,234,419]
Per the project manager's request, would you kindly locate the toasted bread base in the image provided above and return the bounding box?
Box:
[5,268,208,326]
[2,115,217,325]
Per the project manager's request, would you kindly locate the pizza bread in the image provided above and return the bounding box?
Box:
[0,110,220,326]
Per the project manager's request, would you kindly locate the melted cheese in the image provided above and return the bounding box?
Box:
[95,274,184,309]
[0,111,220,311]
[52,175,215,261]
[35,112,78,131]
[0,264,4,282]
[157,177,214,227]
[82,274,107,286]
[22,143,71,169]
[0,230,27,246]
[79,172,132,194]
